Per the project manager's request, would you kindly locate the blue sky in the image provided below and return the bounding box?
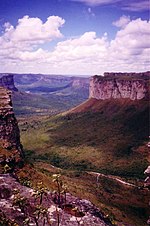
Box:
[0,0,149,75]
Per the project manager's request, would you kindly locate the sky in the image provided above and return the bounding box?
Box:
[0,0,149,76]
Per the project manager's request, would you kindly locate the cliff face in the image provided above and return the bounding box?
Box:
[0,74,18,91]
[89,72,149,100]
[0,86,23,160]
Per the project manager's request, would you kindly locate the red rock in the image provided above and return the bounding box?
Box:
[89,72,149,100]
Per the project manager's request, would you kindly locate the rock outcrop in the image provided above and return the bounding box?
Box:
[89,72,149,100]
[0,86,23,161]
[144,166,150,189]
[0,174,111,226]
[0,74,18,91]
[144,166,150,224]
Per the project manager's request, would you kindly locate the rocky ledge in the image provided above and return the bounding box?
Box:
[89,72,149,100]
[0,174,112,226]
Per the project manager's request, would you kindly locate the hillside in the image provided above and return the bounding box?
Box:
[19,96,149,226]
[20,97,149,177]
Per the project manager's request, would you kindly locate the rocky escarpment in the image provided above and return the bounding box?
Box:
[0,74,18,91]
[89,72,149,100]
[0,87,23,162]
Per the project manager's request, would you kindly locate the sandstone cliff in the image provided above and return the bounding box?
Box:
[89,72,149,100]
[0,86,23,162]
[0,74,18,91]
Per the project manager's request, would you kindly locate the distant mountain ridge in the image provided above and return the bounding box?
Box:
[0,74,18,91]
[12,73,89,93]
[0,73,89,92]
[0,73,89,116]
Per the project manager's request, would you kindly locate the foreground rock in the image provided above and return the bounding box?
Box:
[144,166,150,225]
[0,174,112,226]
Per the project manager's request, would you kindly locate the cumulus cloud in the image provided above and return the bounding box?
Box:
[0,15,65,71]
[0,15,65,52]
[13,15,64,42]
[46,18,149,74]
[111,18,150,53]
[0,16,149,74]
[50,32,109,62]
[113,15,130,28]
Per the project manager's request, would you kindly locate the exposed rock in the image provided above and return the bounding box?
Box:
[0,174,111,226]
[89,72,149,100]
[0,74,18,91]
[0,87,24,162]
[144,165,150,224]
[144,166,150,189]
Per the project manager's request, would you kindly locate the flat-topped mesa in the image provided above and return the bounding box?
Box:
[104,71,150,80]
[89,72,149,100]
[0,87,23,161]
[0,74,18,91]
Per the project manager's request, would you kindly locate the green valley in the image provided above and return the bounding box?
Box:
[19,98,149,226]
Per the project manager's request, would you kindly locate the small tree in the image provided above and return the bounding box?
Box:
[33,205,51,226]
[33,182,48,205]
[52,174,67,207]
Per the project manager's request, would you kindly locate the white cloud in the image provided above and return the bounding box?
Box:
[0,15,65,52]
[0,16,149,75]
[88,7,92,13]
[111,18,150,53]
[13,15,65,43]
[109,18,150,70]
[113,15,130,28]
[18,48,49,62]
[70,0,149,12]
[50,32,109,62]
[122,1,149,12]
[88,7,95,16]
[71,0,120,6]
